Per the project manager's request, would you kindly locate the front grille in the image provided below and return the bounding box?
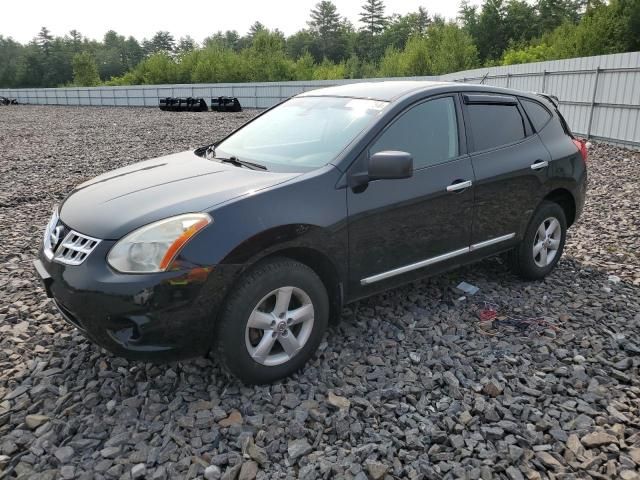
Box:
[54,230,101,266]
[43,208,101,266]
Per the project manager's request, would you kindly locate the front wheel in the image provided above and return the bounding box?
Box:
[510,201,567,280]
[215,258,329,384]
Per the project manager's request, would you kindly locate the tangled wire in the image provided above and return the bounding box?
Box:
[469,298,561,337]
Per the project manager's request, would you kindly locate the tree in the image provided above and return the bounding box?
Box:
[68,30,82,52]
[0,36,22,87]
[359,0,387,35]
[147,31,175,55]
[537,0,584,32]
[248,22,266,38]
[307,1,350,62]
[123,37,144,69]
[411,7,431,35]
[382,9,432,51]
[177,36,198,55]
[504,0,538,44]
[309,1,341,35]
[475,0,508,62]
[286,30,316,59]
[36,27,53,55]
[378,21,478,77]
[72,51,100,86]
[15,45,46,87]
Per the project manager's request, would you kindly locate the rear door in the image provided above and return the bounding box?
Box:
[462,93,551,250]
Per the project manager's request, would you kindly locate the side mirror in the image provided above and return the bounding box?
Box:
[368,151,413,180]
[348,150,413,190]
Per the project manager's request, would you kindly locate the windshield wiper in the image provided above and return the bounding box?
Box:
[195,143,267,171]
[216,155,267,171]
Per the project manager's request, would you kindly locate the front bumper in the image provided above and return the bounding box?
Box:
[34,242,242,362]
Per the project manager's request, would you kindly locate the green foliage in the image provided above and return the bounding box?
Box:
[0,0,638,88]
[312,58,346,79]
[500,0,637,65]
[502,43,556,64]
[72,51,100,86]
[379,23,478,76]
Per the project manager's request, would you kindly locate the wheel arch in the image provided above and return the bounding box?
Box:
[257,247,344,324]
[543,188,576,226]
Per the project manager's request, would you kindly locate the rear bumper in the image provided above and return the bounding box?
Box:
[34,243,242,362]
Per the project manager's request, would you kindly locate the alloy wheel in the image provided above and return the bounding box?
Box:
[533,216,562,268]
[245,286,315,366]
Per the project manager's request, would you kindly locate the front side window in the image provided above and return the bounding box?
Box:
[371,97,459,169]
[215,96,388,172]
[467,103,526,151]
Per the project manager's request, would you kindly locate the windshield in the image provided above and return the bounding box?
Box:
[215,96,388,173]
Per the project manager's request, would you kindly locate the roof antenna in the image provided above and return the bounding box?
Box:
[479,71,490,85]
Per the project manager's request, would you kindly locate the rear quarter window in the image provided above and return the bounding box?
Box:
[466,104,526,151]
[521,98,553,132]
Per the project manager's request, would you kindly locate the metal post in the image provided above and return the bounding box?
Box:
[254,85,258,108]
[586,67,601,140]
[506,73,511,88]
[279,84,283,102]
[542,70,547,93]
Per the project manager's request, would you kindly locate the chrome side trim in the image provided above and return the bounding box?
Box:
[470,233,516,251]
[360,247,469,285]
[360,232,516,286]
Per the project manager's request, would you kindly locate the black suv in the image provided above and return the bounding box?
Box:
[34,81,587,384]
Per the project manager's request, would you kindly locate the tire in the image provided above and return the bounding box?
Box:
[510,200,567,280]
[215,257,329,384]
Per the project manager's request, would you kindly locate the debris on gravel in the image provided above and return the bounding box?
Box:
[0,106,639,479]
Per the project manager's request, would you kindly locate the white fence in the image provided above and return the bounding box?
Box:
[442,52,640,149]
[1,52,639,148]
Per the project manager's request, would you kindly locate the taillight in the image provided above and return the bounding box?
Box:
[572,138,588,163]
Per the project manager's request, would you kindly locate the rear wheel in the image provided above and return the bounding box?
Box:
[215,258,329,384]
[510,201,567,280]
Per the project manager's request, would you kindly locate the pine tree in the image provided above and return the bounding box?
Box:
[359,0,387,35]
[68,30,82,52]
[37,27,53,56]
[309,1,341,37]
[308,1,346,61]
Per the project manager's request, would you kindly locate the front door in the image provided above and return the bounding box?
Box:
[347,95,475,293]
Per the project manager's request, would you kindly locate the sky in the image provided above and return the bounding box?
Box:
[2,0,484,44]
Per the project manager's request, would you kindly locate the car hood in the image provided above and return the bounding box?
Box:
[59,150,299,239]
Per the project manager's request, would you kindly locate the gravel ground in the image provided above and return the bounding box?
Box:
[0,105,639,480]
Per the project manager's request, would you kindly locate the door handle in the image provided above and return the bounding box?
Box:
[530,160,549,170]
[446,180,472,192]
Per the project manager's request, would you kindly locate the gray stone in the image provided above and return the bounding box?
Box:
[54,446,74,464]
[288,439,312,459]
[204,465,222,480]
[131,463,147,479]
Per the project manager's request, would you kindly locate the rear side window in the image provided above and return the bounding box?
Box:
[521,99,553,132]
[371,97,459,169]
[466,104,526,151]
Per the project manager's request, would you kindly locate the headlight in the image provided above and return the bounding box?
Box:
[107,213,212,273]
